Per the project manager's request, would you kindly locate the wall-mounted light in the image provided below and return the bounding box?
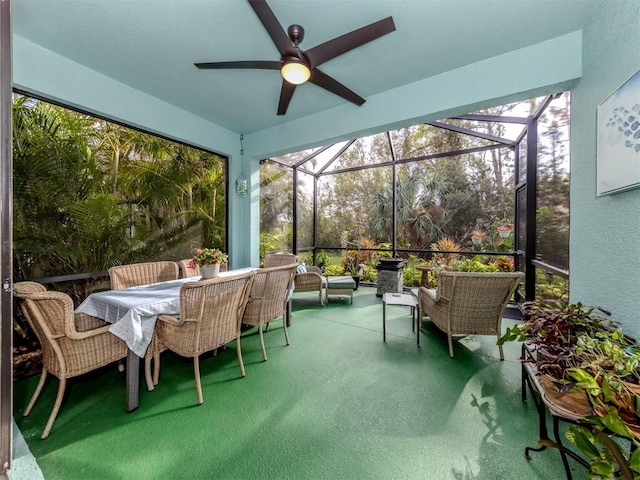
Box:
[236,134,248,197]
[281,57,310,85]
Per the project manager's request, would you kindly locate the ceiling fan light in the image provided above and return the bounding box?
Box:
[281,59,310,85]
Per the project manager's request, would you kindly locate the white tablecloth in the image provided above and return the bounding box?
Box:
[75,268,256,357]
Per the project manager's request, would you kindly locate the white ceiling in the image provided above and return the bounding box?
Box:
[12,0,597,137]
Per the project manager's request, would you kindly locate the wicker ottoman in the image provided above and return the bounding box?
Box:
[325,276,356,304]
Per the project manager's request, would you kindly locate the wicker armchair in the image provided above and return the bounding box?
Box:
[177,259,227,278]
[108,261,180,391]
[263,252,324,305]
[14,290,127,439]
[242,263,298,361]
[13,281,47,295]
[293,265,325,306]
[154,272,255,404]
[108,261,179,289]
[418,271,524,359]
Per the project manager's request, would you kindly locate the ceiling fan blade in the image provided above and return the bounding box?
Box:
[309,69,365,106]
[277,81,297,115]
[248,0,296,57]
[304,17,395,69]
[195,60,282,70]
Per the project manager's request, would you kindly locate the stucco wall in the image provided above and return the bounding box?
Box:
[570,0,640,333]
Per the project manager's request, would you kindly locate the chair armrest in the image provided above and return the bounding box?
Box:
[66,313,112,340]
[157,314,185,326]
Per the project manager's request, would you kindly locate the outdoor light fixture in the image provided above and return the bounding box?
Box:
[236,134,248,197]
[235,173,248,197]
[280,57,310,85]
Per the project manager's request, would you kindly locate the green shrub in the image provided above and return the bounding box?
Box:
[403,267,422,287]
[323,265,343,276]
[455,258,499,272]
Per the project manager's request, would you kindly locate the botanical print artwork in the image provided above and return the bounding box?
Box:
[597,68,640,195]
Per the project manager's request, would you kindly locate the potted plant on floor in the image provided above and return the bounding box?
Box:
[343,249,364,290]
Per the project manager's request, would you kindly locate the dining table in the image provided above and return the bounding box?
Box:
[75,267,257,411]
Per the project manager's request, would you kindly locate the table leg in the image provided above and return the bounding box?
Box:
[382,301,387,342]
[126,349,140,412]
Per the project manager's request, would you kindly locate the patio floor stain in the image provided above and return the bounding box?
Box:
[12,287,588,479]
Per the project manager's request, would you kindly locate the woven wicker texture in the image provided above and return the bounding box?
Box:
[13,281,47,295]
[242,263,298,361]
[14,290,127,439]
[418,271,524,359]
[108,261,179,289]
[294,265,325,305]
[263,252,297,268]
[155,272,255,404]
[177,259,228,278]
[108,261,180,390]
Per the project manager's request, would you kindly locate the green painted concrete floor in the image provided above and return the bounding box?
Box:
[12,286,588,479]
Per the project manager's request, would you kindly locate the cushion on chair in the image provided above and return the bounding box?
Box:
[326,276,356,289]
[296,263,307,274]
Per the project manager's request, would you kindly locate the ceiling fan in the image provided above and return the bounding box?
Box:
[195,0,396,115]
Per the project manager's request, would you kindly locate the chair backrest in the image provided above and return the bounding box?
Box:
[177,272,255,352]
[242,264,298,326]
[13,281,47,296]
[437,271,524,321]
[108,261,179,289]
[177,259,227,278]
[263,252,298,268]
[18,291,77,374]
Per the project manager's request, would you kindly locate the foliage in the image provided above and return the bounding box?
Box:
[361,265,377,282]
[323,265,343,276]
[302,251,331,271]
[498,300,615,379]
[430,236,461,270]
[376,243,393,258]
[493,256,514,272]
[402,266,422,287]
[260,232,284,260]
[455,258,499,272]
[189,248,228,267]
[498,299,640,478]
[13,94,226,282]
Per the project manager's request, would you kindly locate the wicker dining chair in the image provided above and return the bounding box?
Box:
[263,251,298,268]
[108,261,180,391]
[241,263,298,361]
[108,261,179,289]
[14,290,127,439]
[154,272,255,404]
[177,259,227,278]
[417,271,524,359]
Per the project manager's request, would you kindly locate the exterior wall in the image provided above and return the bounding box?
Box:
[570,0,640,333]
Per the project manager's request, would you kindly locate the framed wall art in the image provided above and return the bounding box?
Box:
[596,67,640,196]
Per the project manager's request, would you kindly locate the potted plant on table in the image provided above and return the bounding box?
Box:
[498,299,640,478]
[189,248,228,279]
